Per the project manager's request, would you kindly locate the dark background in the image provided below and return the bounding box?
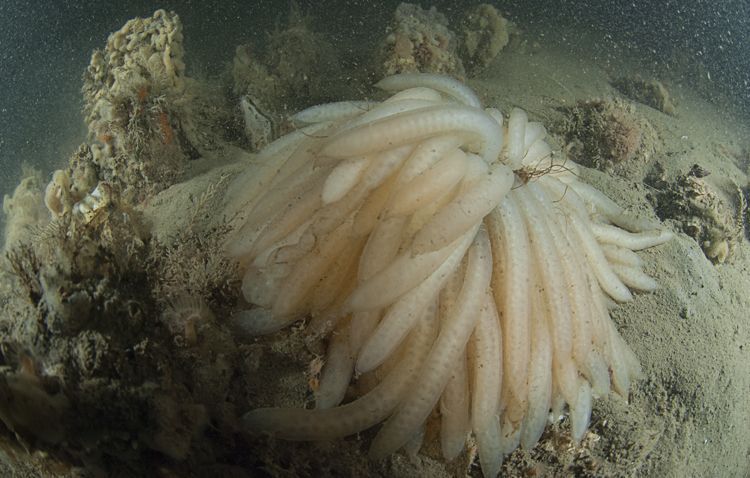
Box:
[1,0,748,197]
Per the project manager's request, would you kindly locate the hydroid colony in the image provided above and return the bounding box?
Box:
[225,73,672,476]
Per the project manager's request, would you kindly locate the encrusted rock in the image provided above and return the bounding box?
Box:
[379,3,465,79]
[649,163,741,263]
[81,9,188,202]
[0,367,69,446]
[557,98,658,172]
[459,4,512,72]
[2,169,48,250]
[612,76,677,116]
[231,5,344,148]
[81,9,233,203]
[44,170,73,218]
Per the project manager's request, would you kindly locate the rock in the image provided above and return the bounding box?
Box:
[459,4,512,72]
[612,76,677,115]
[379,3,465,79]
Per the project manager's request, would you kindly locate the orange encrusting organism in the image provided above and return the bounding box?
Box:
[158,111,174,145]
[137,84,150,104]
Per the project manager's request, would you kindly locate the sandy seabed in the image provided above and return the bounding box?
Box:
[1,7,749,478]
[470,38,750,477]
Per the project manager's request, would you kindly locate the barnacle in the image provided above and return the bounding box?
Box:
[225,73,672,476]
[71,182,113,224]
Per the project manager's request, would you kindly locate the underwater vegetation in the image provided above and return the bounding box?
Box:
[1,3,749,477]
